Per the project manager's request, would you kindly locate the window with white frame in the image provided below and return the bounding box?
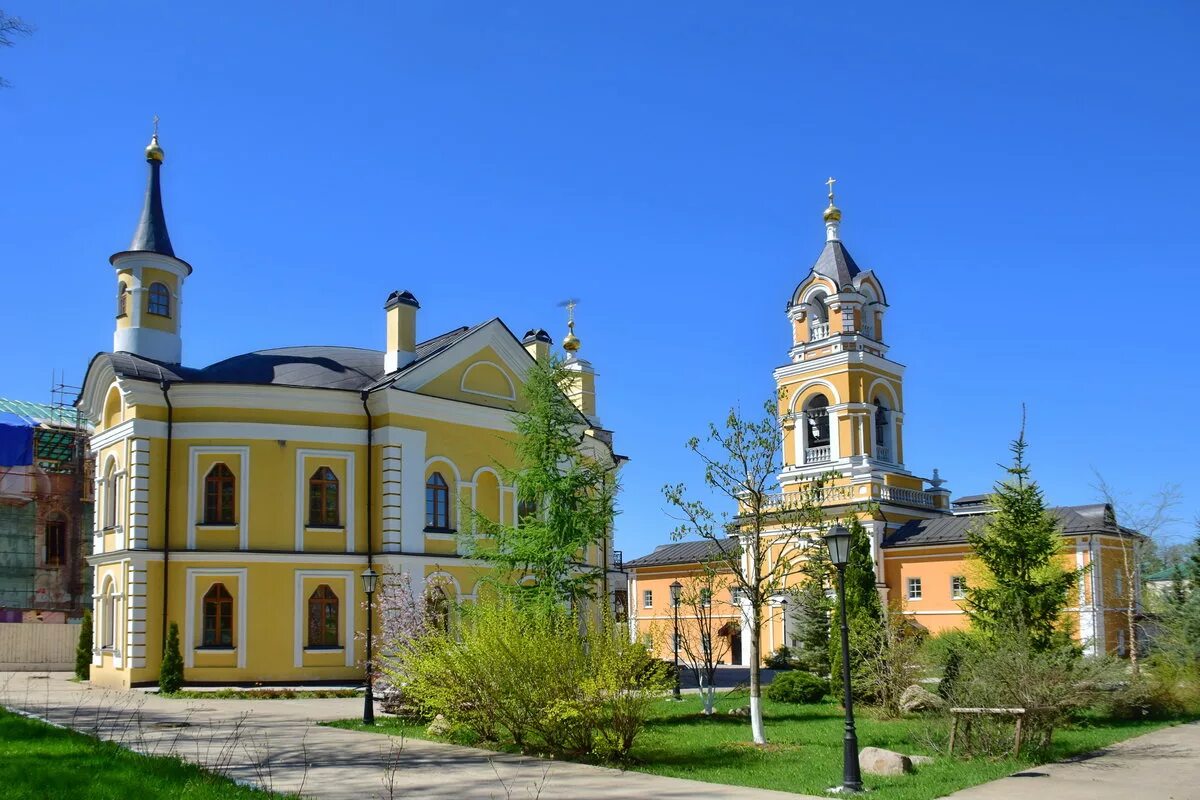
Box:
[700,588,712,607]
[907,576,922,601]
[1115,570,1125,599]
[643,589,653,609]
[951,575,966,600]
[730,587,743,605]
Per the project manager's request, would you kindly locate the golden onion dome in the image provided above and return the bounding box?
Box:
[823,202,841,223]
[145,132,164,163]
[562,331,581,353]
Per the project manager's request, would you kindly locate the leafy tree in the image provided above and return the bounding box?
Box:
[465,355,618,608]
[74,610,92,681]
[674,566,733,715]
[828,517,884,699]
[159,622,183,694]
[965,417,1083,650]
[663,399,827,744]
[1190,522,1200,591]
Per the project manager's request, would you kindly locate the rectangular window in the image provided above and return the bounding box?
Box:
[1115,571,1125,598]
[700,588,712,608]
[907,576,922,601]
[951,575,966,600]
[730,587,743,605]
[643,589,653,609]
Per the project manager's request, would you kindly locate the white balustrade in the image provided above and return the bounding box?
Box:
[880,485,936,508]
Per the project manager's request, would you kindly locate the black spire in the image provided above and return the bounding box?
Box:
[129,141,175,258]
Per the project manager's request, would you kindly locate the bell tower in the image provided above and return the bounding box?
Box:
[110,120,192,365]
[775,181,946,514]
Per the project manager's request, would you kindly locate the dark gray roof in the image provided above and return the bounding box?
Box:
[883,503,1139,548]
[127,160,175,259]
[952,494,991,506]
[94,324,482,392]
[811,240,862,289]
[625,538,739,568]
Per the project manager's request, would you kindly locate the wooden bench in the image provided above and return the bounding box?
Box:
[948,707,1042,757]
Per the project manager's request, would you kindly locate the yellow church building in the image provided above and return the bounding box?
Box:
[627,184,1139,664]
[80,132,620,688]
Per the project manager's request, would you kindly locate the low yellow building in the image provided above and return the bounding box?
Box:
[81,132,621,688]
[627,186,1138,664]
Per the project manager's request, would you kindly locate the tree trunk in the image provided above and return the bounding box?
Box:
[748,604,766,744]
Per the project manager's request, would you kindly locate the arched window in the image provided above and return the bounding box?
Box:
[103,458,118,529]
[425,585,451,633]
[803,394,831,464]
[808,293,830,340]
[147,282,171,317]
[307,584,339,647]
[116,282,128,317]
[202,583,234,647]
[516,496,538,527]
[308,466,340,527]
[425,472,450,530]
[203,463,236,525]
[101,579,116,649]
[45,512,67,565]
[874,398,891,462]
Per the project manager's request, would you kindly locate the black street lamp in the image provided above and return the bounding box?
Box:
[670,579,683,700]
[361,566,379,725]
[824,524,862,793]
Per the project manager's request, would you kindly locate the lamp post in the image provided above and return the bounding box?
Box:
[670,580,682,700]
[824,524,862,793]
[778,597,789,650]
[360,566,379,725]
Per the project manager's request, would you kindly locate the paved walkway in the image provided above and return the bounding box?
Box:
[944,719,1200,800]
[0,671,814,800]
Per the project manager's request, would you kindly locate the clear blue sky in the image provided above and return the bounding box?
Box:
[3,2,1198,555]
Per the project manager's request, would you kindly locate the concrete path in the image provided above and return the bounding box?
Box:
[0,671,816,800]
[945,719,1200,800]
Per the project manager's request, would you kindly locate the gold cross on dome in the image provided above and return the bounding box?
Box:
[825,176,837,201]
[153,114,160,136]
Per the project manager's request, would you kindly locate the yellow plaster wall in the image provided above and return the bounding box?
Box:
[417,346,525,410]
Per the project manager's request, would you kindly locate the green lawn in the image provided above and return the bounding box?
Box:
[328,693,1190,800]
[0,708,288,800]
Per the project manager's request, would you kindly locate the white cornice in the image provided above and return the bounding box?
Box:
[774,349,906,381]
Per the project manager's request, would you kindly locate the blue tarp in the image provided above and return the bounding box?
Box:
[0,411,34,467]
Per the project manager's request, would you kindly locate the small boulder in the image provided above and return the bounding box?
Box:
[900,684,947,714]
[859,746,913,776]
[728,706,751,717]
[425,714,452,737]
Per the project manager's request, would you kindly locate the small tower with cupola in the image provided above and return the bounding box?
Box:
[111,122,192,365]
[776,180,947,515]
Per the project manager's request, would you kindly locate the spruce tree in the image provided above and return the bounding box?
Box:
[1189,524,1200,592]
[159,622,184,694]
[793,547,832,675]
[465,354,617,608]
[965,420,1083,650]
[74,610,93,681]
[829,517,884,698]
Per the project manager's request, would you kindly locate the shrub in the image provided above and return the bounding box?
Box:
[387,598,672,760]
[853,606,926,717]
[765,646,797,670]
[1102,674,1185,720]
[75,610,93,681]
[767,671,827,704]
[159,622,184,694]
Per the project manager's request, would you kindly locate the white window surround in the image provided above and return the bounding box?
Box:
[293,570,355,668]
[907,577,922,601]
[643,589,653,609]
[184,568,248,669]
[459,360,517,401]
[295,449,355,552]
[187,446,250,550]
[951,575,966,600]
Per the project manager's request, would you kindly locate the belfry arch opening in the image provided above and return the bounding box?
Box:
[802,394,831,464]
[874,397,893,462]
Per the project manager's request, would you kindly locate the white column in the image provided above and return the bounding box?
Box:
[127,439,151,549]
[126,562,147,668]
[380,444,403,552]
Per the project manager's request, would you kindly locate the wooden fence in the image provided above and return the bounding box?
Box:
[0,622,80,670]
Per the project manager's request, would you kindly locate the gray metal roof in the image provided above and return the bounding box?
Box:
[883,503,1138,548]
[624,538,740,568]
[94,324,482,392]
[811,240,862,289]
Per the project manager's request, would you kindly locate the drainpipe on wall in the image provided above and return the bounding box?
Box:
[361,390,375,720]
[159,380,174,663]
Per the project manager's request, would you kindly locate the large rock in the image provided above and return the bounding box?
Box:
[900,684,947,714]
[426,714,452,737]
[859,746,913,776]
[728,706,751,718]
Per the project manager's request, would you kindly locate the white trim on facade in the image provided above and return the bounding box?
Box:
[184,567,248,669]
[187,446,251,550]
[294,449,356,552]
[292,570,356,668]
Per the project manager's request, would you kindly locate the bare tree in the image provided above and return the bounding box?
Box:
[0,10,34,88]
[664,400,827,744]
[675,566,734,715]
[1093,473,1182,675]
